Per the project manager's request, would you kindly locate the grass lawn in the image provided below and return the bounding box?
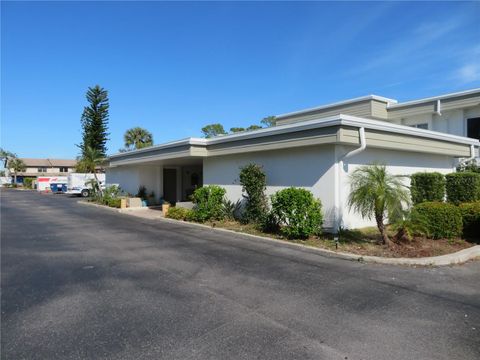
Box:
[204,221,475,258]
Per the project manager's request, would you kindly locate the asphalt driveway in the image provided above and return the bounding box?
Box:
[1,189,479,359]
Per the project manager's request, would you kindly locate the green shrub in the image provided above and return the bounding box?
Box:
[222,199,242,220]
[412,202,462,239]
[166,206,193,221]
[458,202,480,238]
[23,177,34,189]
[410,172,445,204]
[239,163,268,223]
[446,172,480,204]
[106,198,121,208]
[191,185,226,222]
[270,187,323,239]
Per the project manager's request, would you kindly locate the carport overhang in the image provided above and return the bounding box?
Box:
[107,114,480,167]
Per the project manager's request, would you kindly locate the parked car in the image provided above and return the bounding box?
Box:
[66,173,106,197]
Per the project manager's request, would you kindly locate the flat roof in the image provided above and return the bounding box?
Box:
[275,95,398,119]
[387,88,480,109]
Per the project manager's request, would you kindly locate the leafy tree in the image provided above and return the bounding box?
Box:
[79,85,110,157]
[0,148,16,179]
[123,127,153,151]
[201,123,226,138]
[230,127,245,133]
[246,125,262,131]
[8,158,26,185]
[347,164,410,246]
[76,146,105,196]
[261,116,276,127]
[239,163,268,223]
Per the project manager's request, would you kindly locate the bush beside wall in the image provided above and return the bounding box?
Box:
[410,172,445,204]
[458,202,480,238]
[270,187,323,239]
[446,172,480,204]
[191,185,226,222]
[412,202,463,239]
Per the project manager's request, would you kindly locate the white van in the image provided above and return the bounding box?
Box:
[66,173,106,197]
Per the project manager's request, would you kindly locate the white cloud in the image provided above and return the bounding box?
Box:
[455,63,480,83]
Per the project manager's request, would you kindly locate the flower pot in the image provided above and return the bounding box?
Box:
[162,204,170,215]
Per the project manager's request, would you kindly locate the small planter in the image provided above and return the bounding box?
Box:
[162,203,170,215]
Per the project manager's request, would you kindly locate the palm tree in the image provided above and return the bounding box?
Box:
[124,127,153,150]
[76,146,105,196]
[347,164,410,246]
[8,158,26,185]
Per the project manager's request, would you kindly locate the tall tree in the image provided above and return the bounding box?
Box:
[79,85,110,157]
[201,123,226,138]
[347,164,410,246]
[261,116,276,127]
[8,158,26,185]
[0,148,16,178]
[76,146,105,196]
[123,127,153,150]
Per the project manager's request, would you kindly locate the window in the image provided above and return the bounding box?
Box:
[37,167,47,173]
[467,117,480,140]
[59,167,68,173]
[410,123,428,130]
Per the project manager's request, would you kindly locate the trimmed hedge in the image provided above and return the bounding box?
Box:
[412,202,462,239]
[458,202,480,238]
[191,185,226,222]
[270,187,323,239]
[446,172,480,204]
[166,206,193,221]
[410,172,445,204]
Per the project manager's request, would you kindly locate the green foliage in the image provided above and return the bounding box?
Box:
[412,202,463,239]
[246,125,262,131]
[410,172,445,204]
[222,199,242,220]
[137,185,147,200]
[391,210,430,242]
[191,185,226,222]
[23,177,34,189]
[79,85,110,157]
[8,158,26,173]
[230,127,245,133]
[347,163,410,245]
[201,123,227,138]
[458,202,480,238]
[239,163,268,223]
[166,207,193,221]
[260,116,276,127]
[123,127,153,150]
[446,172,480,204]
[0,148,16,168]
[270,187,323,239]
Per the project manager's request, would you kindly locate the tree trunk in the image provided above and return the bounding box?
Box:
[93,172,103,197]
[13,172,17,185]
[375,213,393,247]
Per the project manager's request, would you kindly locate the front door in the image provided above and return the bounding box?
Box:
[163,169,177,204]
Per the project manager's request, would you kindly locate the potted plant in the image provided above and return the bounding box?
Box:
[162,200,171,215]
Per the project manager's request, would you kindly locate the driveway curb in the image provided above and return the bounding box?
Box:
[77,200,480,266]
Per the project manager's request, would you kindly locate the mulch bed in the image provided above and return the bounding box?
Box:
[207,220,475,259]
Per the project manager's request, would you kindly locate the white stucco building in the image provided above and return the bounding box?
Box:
[107,89,480,231]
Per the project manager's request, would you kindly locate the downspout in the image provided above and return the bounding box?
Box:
[434,99,442,116]
[458,144,476,167]
[335,127,366,232]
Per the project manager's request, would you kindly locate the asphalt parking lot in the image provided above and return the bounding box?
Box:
[1,189,479,359]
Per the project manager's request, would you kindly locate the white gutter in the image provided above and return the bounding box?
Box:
[335,127,367,232]
[434,99,442,116]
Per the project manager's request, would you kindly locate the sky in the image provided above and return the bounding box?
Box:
[2,1,480,159]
